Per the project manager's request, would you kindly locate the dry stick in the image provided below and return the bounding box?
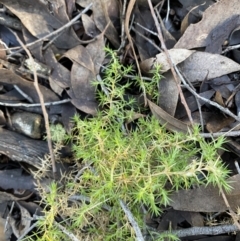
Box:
[131,26,162,53]
[54,222,80,241]
[222,43,240,54]
[119,199,144,241]
[175,66,240,122]
[151,224,240,238]
[147,0,193,124]
[16,222,38,241]
[118,0,127,52]
[235,160,240,174]
[201,130,240,138]
[182,70,204,130]
[135,22,159,37]
[1,3,93,53]
[0,98,71,107]
[14,36,57,178]
[13,84,34,103]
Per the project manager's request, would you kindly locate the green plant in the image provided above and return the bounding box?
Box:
[30,48,231,241]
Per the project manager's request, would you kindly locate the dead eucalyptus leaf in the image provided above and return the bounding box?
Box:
[175,0,240,50]
[0,0,80,49]
[64,34,105,115]
[178,51,240,82]
[170,174,240,212]
[76,0,120,48]
[82,14,101,38]
[148,99,191,133]
[140,49,195,74]
[159,71,179,116]
[9,203,31,238]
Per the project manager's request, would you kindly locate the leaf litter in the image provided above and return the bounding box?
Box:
[1,0,240,240]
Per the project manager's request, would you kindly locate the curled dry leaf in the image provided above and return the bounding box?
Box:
[9,202,31,238]
[76,0,120,48]
[82,14,101,38]
[175,0,240,50]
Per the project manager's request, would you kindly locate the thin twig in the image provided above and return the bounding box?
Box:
[132,26,162,53]
[13,85,34,103]
[118,0,127,52]
[0,98,71,107]
[4,201,14,232]
[14,35,57,178]
[16,222,38,241]
[200,131,240,138]
[119,199,144,241]
[147,0,193,124]
[182,71,204,130]
[69,195,112,212]
[235,160,240,174]
[175,66,240,122]
[222,43,240,54]
[54,222,80,241]
[135,22,158,36]
[148,224,240,238]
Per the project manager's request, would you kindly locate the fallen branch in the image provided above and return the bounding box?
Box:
[149,224,240,238]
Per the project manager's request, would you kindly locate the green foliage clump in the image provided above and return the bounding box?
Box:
[30,48,231,241]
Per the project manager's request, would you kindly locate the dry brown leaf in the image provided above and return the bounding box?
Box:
[148,99,191,133]
[69,63,97,115]
[10,203,31,238]
[214,91,225,107]
[82,14,101,38]
[140,49,195,74]
[64,35,105,115]
[178,51,240,82]
[76,0,120,48]
[0,69,59,103]
[0,0,80,49]
[170,174,240,212]
[64,45,95,72]
[206,113,234,133]
[175,0,240,50]
[180,3,210,34]
[43,47,71,96]
[159,71,179,116]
